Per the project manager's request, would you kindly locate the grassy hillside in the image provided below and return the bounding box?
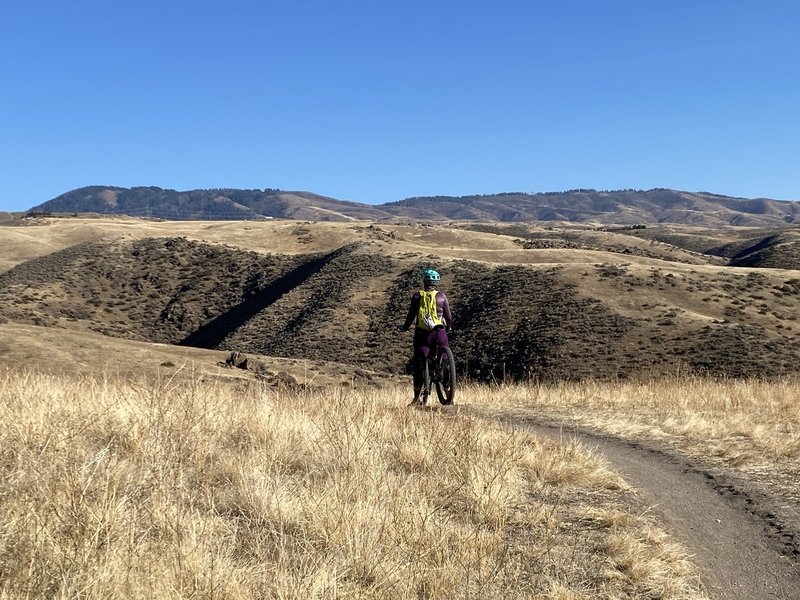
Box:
[3,218,800,381]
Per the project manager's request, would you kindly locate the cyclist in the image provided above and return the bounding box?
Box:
[397,268,453,404]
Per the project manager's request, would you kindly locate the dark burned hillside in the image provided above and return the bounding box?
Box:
[617,226,800,269]
[3,236,800,381]
[727,235,800,269]
[0,238,312,343]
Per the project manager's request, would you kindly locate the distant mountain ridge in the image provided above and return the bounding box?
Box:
[30,186,800,227]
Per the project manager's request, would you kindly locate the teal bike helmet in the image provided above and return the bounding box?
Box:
[422,268,440,283]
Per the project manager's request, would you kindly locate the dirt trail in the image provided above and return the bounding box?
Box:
[474,409,800,600]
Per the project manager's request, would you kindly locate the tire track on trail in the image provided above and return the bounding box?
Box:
[471,408,800,600]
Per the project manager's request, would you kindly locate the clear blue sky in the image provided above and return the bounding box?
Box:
[1,1,798,211]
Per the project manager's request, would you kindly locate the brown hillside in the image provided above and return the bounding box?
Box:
[3,217,800,382]
[726,233,800,269]
[30,186,800,227]
[620,226,800,269]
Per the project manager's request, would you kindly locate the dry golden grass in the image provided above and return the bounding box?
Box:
[478,378,800,465]
[0,370,706,599]
[0,217,527,273]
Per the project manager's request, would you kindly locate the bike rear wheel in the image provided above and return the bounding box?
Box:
[434,346,456,405]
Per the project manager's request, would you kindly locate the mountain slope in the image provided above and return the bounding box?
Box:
[30,186,800,227]
[383,189,800,226]
[33,186,393,221]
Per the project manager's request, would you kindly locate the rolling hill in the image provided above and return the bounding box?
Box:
[29,186,800,228]
[3,216,800,382]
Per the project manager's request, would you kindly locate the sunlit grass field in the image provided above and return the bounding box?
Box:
[9,370,796,598]
[478,377,800,466]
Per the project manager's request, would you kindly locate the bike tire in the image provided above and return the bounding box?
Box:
[435,346,456,405]
[421,355,432,405]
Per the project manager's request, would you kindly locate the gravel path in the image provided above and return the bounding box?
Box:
[476,410,800,600]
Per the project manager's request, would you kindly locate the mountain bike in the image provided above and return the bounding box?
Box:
[421,331,456,405]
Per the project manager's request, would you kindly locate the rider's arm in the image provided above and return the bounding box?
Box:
[401,293,420,331]
[440,292,453,329]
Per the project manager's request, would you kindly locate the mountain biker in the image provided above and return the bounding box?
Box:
[397,268,453,405]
